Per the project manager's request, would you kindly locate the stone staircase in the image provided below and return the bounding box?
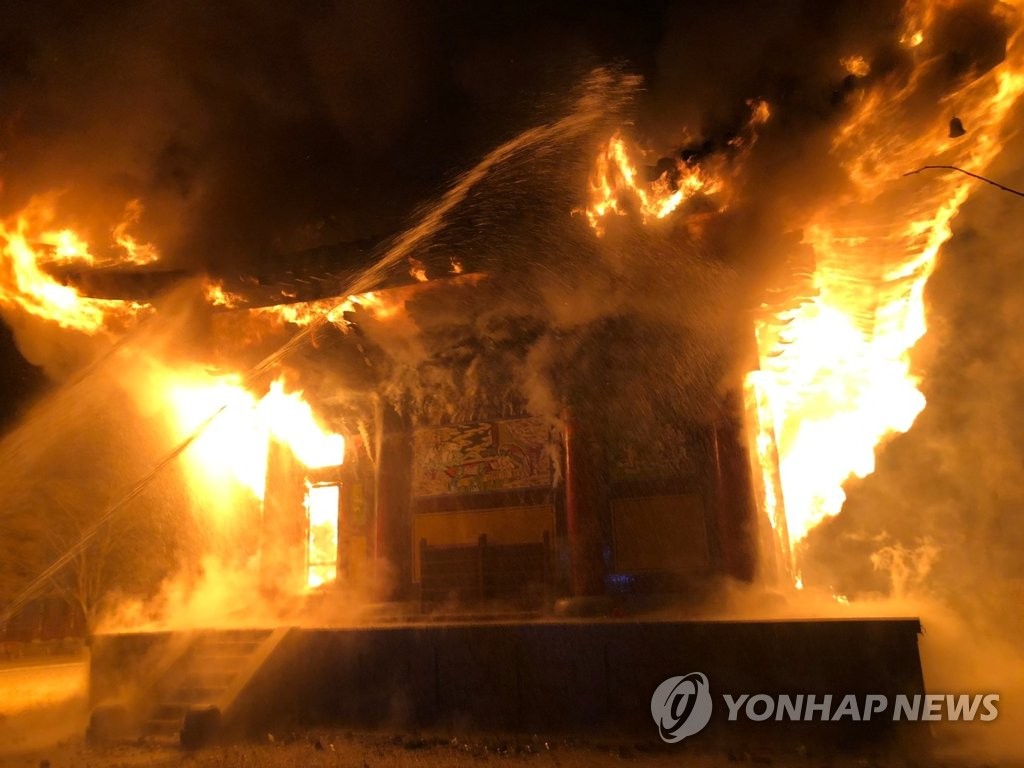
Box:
[140,628,287,744]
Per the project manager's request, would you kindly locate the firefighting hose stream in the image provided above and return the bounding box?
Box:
[0,73,634,628]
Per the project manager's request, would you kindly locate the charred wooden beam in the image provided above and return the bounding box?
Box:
[44,265,194,301]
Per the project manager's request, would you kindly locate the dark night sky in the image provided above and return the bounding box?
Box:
[0,321,47,427]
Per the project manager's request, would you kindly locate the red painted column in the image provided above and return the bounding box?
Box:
[372,398,413,600]
[710,393,758,583]
[563,409,607,596]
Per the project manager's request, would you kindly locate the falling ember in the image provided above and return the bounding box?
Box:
[902,30,925,48]
[748,0,1024,562]
[840,55,870,77]
[204,279,244,308]
[409,258,429,282]
[746,98,771,128]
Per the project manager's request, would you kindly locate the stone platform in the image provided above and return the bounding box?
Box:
[90,618,925,751]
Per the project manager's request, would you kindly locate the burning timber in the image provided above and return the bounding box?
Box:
[44,238,387,307]
[73,262,928,749]
[19,236,920,747]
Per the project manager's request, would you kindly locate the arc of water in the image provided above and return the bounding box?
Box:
[0,70,635,629]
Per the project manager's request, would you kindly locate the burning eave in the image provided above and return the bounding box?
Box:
[200,271,489,412]
[43,264,195,302]
[40,237,393,309]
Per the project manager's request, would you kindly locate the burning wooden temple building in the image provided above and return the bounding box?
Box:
[225,265,779,615]
[80,265,924,748]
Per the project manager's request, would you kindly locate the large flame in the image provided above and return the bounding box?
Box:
[583,132,724,236]
[166,372,345,590]
[167,374,344,502]
[583,99,768,236]
[580,1,1024,581]
[0,196,347,563]
[0,198,151,333]
[748,0,1024,568]
[7,0,1022,597]
[111,199,160,266]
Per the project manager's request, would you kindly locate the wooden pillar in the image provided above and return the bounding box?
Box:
[260,440,307,595]
[373,399,413,600]
[710,393,758,582]
[563,409,607,596]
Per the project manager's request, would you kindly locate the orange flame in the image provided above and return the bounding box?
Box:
[583,133,723,236]
[748,0,1024,564]
[840,55,871,77]
[259,380,345,469]
[409,258,428,282]
[305,482,341,588]
[167,373,344,502]
[0,198,394,595]
[204,280,244,309]
[43,228,93,264]
[583,99,770,236]
[0,198,150,333]
[250,290,395,327]
[111,199,159,266]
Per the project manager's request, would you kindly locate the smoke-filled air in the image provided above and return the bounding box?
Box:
[2,0,1024,761]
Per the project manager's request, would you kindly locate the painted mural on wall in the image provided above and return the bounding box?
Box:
[611,423,700,481]
[414,418,555,496]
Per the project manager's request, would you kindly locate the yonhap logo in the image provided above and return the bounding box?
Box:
[651,672,999,743]
[650,672,713,743]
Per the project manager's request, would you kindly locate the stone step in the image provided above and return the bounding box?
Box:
[182,669,237,688]
[151,702,189,720]
[193,630,272,649]
[173,684,227,702]
[141,717,181,737]
[193,655,253,667]
[137,629,283,746]
[196,637,264,650]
